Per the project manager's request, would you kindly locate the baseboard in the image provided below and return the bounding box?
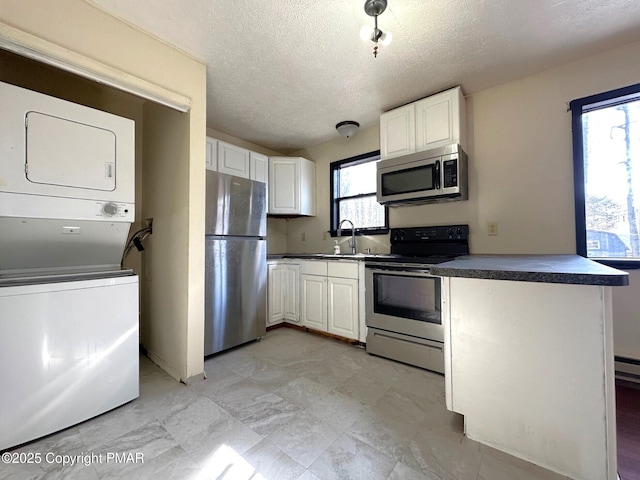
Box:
[267,322,364,347]
[615,356,640,384]
[145,349,183,383]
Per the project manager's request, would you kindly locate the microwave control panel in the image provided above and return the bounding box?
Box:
[443,159,458,188]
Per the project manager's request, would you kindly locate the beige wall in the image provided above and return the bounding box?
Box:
[0,0,207,381]
[289,125,390,255]
[286,40,640,360]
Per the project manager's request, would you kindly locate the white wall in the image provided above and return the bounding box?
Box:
[0,0,208,381]
[286,39,640,361]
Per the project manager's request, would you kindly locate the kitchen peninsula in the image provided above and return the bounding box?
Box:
[431,254,628,480]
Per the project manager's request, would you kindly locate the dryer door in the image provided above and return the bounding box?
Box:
[26,111,116,191]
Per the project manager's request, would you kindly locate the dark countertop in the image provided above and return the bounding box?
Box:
[430,254,629,286]
[267,253,369,260]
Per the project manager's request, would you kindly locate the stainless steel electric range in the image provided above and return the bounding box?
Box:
[364,224,469,373]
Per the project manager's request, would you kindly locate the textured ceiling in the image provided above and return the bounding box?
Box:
[88,0,640,154]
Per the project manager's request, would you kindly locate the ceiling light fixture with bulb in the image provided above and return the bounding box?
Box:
[336,121,360,139]
[360,0,392,58]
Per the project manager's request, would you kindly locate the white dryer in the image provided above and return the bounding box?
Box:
[0,80,134,274]
[0,81,139,451]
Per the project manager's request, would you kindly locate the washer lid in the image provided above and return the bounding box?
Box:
[26,111,116,191]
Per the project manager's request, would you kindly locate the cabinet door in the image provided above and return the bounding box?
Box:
[284,264,300,322]
[250,152,269,183]
[217,141,250,178]
[380,104,415,159]
[267,263,285,326]
[327,277,359,340]
[301,274,327,331]
[269,157,299,214]
[205,137,217,171]
[415,88,461,152]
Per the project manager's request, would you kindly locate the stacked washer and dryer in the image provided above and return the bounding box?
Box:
[0,81,139,450]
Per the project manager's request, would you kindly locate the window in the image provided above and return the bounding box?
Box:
[330,151,388,236]
[571,83,640,268]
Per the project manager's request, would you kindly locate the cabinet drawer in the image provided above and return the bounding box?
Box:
[327,261,359,279]
[301,260,328,276]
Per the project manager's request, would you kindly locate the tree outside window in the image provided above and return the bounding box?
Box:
[572,85,640,267]
[330,151,388,236]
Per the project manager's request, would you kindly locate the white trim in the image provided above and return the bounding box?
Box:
[0,22,191,113]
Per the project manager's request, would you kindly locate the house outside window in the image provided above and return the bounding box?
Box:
[571,83,640,268]
[329,151,388,236]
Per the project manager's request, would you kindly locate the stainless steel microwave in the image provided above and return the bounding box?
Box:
[376,144,468,206]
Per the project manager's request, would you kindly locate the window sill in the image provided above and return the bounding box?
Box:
[590,258,640,270]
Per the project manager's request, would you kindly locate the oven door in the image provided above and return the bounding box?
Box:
[365,264,443,342]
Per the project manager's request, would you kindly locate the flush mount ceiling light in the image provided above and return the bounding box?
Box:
[360,0,392,58]
[336,121,360,138]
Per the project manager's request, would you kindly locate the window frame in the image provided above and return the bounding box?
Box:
[329,150,389,237]
[571,82,640,269]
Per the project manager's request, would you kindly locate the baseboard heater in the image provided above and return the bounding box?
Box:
[615,356,640,383]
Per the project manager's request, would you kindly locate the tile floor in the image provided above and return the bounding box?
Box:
[1,328,571,480]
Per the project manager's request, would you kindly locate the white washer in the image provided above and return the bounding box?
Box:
[0,274,139,451]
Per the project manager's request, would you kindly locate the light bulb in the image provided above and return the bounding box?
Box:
[380,30,393,46]
[360,25,373,42]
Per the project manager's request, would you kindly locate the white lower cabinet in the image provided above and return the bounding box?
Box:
[283,264,299,322]
[301,260,359,340]
[327,276,358,339]
[267,260,299,326]
[267,263,285,326]
[301,274,327,331]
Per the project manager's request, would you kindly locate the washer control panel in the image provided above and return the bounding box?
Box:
[96,201,131,219]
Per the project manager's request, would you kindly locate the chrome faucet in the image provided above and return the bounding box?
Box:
[337,219,356,254]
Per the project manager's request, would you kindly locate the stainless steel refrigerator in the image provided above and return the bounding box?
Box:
[204,170,267,356]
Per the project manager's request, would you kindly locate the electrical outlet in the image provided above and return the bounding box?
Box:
[488,222,498,236]
[322,231,328,240]
[145,218,153,233]
[301,232,306,242]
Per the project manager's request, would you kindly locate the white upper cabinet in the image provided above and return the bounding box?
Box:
[250,151,269,183]
[217,141,250,178]
[269,156,316,216]
[415,87,465,152]
[380,104,416,159]
[205,137,268,184]
[380,86,466,160]
[205,137,217,171]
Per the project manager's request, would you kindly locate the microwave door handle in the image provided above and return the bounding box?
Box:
[434,160,441,190]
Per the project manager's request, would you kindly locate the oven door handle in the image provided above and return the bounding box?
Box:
[367,266,434,276]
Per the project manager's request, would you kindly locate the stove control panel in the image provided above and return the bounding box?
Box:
[391,224,469,243]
